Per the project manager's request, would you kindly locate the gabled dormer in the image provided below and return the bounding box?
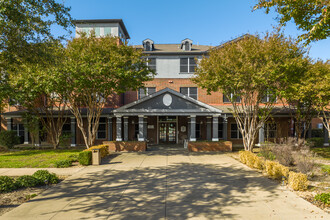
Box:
[143,39,154,51]
[181,38,193,51]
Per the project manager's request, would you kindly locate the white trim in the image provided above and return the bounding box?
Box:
[190,137,196,142]
[324,143,329,147]
[116,137,123,141]
[212,138,219,142]
[70,144,76,147]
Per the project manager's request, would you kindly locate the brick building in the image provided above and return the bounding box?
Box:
[1,19,329,148]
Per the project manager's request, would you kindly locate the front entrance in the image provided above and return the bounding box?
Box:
[158,116,177,144]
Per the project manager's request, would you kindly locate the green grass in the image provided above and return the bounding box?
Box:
[0,149,82,168]
[311,147,330,160]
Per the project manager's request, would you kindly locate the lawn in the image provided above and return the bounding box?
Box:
[0,149,82,168]
[311,147,330,160]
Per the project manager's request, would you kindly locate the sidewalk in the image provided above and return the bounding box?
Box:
[0,167,85,176]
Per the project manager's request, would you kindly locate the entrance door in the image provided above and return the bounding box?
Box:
[159,122,176,144]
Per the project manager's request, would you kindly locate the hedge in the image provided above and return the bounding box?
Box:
[84,145,109,158]
[239,150,307,191]
[78,151,92,166]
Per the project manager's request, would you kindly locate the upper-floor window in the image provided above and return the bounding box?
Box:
[146,42,151,51]
[104,27,112,36]
[181,38,192,51]
[180,87,197,99]
[223,93,241,103]
[143,39,154,51]
[185,41,190,51]
[180,57,197,73]
[262,90,276,103]
[138,87,156,99]
[146,58,156,71]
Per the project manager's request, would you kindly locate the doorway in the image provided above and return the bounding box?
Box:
[159,122,176,144]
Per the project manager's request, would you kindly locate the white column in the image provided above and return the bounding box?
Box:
[212,115,219,141]
[70,117,76,147]
[138,115,145,141]
[116,116,122,141]
[107,116,113,141]
[223,116,228,141]
[190,115,196,141]
[123,117,128,141]
[259,123,265,145]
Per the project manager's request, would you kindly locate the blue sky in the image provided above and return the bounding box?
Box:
[57,0,329,60]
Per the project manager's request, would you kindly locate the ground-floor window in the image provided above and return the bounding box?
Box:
[218,123,223,139]
[62,122,71,135]
[264,123,277,139]
[196,123,201,139]
[97,118,106,139]
[230,123,242,139]
[12,123,24,143]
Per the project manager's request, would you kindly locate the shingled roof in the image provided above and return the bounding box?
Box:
[133,44,213,54]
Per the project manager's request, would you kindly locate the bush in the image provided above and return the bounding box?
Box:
[84,145,109,158]
[15,175,41,188]
[0,130,20,149]
[78,151,92,166]
[0,176,16,192]
[32,170,59,185]
[306,137,324,148]
[312,129,323,138]
[288,171,308,191]
[293,150,315,174]
[321,165,330,174]
[54,159,72,168]
[68,154,79,162]
[272,144,294,166]
[265,161,289,180]
[315,193,330,204]
[239,151,264,170]
[258,145,276,161]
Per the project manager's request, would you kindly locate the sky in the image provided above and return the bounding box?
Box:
[56,0,329,61]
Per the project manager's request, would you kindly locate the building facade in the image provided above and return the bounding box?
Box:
[1,19,329,148]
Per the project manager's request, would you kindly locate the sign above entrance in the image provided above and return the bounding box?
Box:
[163,94,172,106]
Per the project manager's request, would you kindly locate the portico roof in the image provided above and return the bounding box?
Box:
[114,88,222,116]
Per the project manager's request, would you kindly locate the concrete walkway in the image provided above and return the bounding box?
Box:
[0,167,85,176]
[1,151,328,220]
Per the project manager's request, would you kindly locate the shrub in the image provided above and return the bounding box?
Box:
[15,175,41,188]
[315,193,330,204]
[258,145,276,160]
[293,150,315,174]
[288,171,308,191]
[239,151,264,170]
[0,176,16,192]
[306,137,324,148]
[321,165,330,174]
[54,159,72,168]
[68,154,79,162]
[78,151,92,166]
[272,144,294,166]
[32,170,59,185]
[265,161,289,180]
[311,129,323,138]
[84,145,109,158]
[0,130,20,149]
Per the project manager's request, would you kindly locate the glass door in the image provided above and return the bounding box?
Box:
[159,122,176,144]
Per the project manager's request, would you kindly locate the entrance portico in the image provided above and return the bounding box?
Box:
[113,88,225,144]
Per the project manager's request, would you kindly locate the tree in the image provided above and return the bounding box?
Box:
[10,41,69,149]
[59,33,154,148]
[254,0,330,44]
[313,60,330,137]
[0,0,72,66]
[193,32,308,151]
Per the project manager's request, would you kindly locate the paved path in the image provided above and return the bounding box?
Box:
[0,167,85,176]
[1,151,329,220]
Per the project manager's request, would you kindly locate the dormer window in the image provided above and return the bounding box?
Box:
[143,39,154,51]
[181,38,193,51]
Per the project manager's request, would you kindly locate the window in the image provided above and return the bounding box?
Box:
[81,27,90,36]
[185,41,190,51]
[262,90,276,103]
[180,57,197,73]
[62,122,71,135]
[230,124,242,139]
[196,123,201,139]
[145,42,151,51]
[134,124,139,140]
[264,123,277,139]
[146,58,156,71]
[180,87,197,99]
[138,87,156,99]
[94,27,100,36]
[218,123,223,139]
[223,93,241,103]
[9,98,20,106]
[97,118,106,139]
[104,27,112,36]
[12,124,24,143]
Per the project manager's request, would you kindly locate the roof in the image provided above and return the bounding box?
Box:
[73,19,130,39]
[133,44,212,54]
